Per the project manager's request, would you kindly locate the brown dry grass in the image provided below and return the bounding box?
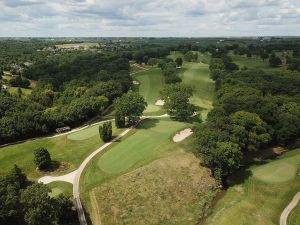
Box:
[85,149,218,225]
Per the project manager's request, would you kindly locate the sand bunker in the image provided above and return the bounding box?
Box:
[155,99,165,106]
[133,80,140,85]
[173,128,193,142]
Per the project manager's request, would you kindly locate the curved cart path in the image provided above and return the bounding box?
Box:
[280,191,300,225]
[39,114,169,225]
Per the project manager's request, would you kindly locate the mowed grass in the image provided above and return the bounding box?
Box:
[80,118,190,192]
[288,202,300,225]
[205,148,300,225]
[47,181,73,198]
[132,67,165,115]
[0,122,124,180]
[82,137,218,225]
[180,62,215,120]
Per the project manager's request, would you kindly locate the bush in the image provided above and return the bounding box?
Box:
[115,112,125,128]
[99,121,112,142]
[33,147,51,170]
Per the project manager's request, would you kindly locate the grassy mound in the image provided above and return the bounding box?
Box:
[83,148,217,225]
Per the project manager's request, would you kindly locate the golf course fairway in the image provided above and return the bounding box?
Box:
[133,67,165,115]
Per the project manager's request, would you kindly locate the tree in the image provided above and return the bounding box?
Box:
[115,112,125,128]
[269,53,282,67]
[212,142,242,181]
[21,184,56,225]
[99,121,112,142]
[175,57,183,67]
[230,111,271,152]
[54,194,76,224]
[33,148,51,170]
[114,91,147,125]
[160,83,197,121]
[260,52,269,61]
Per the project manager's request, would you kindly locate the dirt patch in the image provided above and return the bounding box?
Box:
[173,128,193,142]
[155,99,165,106]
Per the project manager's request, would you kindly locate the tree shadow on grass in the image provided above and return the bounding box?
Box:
[136,118,159,130]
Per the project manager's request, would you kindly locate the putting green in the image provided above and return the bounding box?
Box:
[97,119,188,174]
[133,68,165,115]
[252,150,300,184]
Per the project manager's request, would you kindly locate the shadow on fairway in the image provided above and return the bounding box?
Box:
[137,119,159,130]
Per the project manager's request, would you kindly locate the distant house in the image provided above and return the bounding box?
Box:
[55,126,71,133]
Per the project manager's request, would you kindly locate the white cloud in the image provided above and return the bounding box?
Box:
[0,0,299,36]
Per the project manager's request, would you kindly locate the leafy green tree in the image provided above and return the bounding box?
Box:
[21,184,56,225]
[114,91,147,125]
[54,194,76,224]
[99,121,112,142]
[230,111,271,151]
[115,112,125,128]
[161,83,197,121]
[269,53,282,67]
[175,57,183,67]
[212,142,242,180]
[33,148,51,170]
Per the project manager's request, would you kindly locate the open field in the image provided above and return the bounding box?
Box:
[81,133,218,225]
[205,148,300,225]
[132,68,165,115]
[0,122,124,180]
[288,202,300,225]
[55,42,99,49]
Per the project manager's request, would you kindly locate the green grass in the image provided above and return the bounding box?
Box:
[179,61,215,120]
[132,67,165,115]
[205,148,300,225]
[8,87,32,96]
[288,202,300,225]
[0,123,124,180]
[67,122,111,141]
[80,118,190,192]
[47,181,73,198]
[81,134,218,225]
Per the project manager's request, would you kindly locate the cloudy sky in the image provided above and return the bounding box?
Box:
[1,0,300,37]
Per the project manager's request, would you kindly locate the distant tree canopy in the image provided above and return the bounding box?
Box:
[114,91,147,126]
[9,77,30,88]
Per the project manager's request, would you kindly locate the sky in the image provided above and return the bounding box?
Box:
[0,0,300,37]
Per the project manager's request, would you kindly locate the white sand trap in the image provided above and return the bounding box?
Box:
[38,169,78,184]
[155,99,165,106]
[173,128,193,142]
[133,80,140,85]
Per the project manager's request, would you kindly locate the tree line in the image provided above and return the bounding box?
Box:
[194,54,300,183]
